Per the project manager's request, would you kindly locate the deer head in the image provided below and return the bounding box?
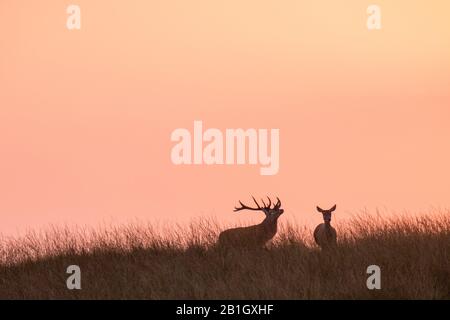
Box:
[234,196,284,221]
[316,205,336,223]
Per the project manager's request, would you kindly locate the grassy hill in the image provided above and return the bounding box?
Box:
[1,213,449,299]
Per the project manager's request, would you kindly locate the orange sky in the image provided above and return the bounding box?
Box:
[1,1,450,235]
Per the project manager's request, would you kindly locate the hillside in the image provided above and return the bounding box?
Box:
[1,214,449,299]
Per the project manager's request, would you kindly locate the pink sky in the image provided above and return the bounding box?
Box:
[1,1,450,235]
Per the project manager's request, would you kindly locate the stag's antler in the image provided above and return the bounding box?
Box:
[234,196,262,212]
[274,197,282,209]
[234,196,281,212]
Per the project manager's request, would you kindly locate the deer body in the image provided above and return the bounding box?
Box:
[313,222,337,249]
[218,216,279,248]
[218,197,283,249]
[314,205,337,249]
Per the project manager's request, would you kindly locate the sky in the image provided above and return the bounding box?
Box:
[1,1,450,235]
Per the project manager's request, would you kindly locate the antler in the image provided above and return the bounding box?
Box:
[274,197,281,209]
[234,196,281,212]
[234,196,262,212]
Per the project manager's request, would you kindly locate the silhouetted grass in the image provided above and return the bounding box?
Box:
[1,213,449,299]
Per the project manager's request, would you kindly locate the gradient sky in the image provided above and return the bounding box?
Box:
[1,1,450,235]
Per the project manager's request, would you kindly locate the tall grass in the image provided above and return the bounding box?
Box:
[0,213,449,299]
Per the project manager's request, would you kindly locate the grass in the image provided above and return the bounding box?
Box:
[1,213,450,299]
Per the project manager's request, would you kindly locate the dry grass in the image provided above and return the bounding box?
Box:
[1,213,450,299]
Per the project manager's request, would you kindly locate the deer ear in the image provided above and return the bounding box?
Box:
[330,204,336,212]
[316,206,323,213]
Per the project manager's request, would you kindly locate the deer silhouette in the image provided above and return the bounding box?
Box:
[313,205,337,249]
[218,197,284,249]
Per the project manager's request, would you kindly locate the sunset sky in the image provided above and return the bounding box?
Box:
[1,1,449,235]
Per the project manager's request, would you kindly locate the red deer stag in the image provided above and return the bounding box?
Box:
[218,197,284,249]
